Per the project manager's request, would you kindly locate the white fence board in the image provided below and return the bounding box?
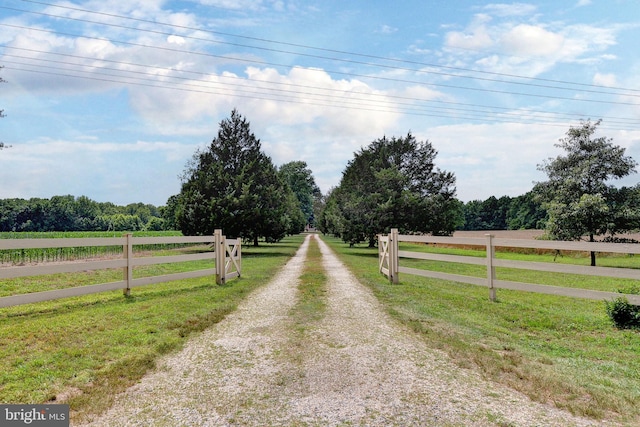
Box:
[493,259,640,280]
[0,281,127,308]
[0,231,240,308]
[0,237,123,250]
[133,252,213,266]
[380,229,640,304]
[494,279,640,305]
[399,234,484,246]
[0,259,127,279]
[399,250,486,266]
[132,236,214,245]
[130,269,217,288]
[399,266,487,287]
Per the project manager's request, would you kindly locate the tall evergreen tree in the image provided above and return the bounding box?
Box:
[176,109,293,245]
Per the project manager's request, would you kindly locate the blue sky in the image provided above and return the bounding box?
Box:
[1,0,639,206]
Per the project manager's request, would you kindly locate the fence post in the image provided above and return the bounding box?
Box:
[237,242,242,278]
[214,229,225,285]
[123,233,133,296]
[486,233,496,301]
[390,228,399,284]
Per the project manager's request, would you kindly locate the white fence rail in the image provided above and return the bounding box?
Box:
[0,229,241,308]
[379,228,640,304]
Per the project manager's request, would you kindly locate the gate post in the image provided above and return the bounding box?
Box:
[214,229,225,285]
[123,233,133,296]
[486,234,496,301]
[389,228,399,284]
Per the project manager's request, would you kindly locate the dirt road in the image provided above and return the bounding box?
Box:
[79,234,603,426]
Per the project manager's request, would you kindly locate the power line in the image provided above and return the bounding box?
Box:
[2,22,638,110]
[16,0,640,96]
[4,4,640,102]
[3,47,638,129]
[2,3,639,132]
[6,59,639,132]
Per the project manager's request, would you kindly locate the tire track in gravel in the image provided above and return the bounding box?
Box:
[79,233,607,426]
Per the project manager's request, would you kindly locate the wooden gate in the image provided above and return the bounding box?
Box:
[377,228,398,284]
[214,229,241,285]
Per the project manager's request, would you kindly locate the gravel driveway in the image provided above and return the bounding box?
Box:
[79,234,605,426]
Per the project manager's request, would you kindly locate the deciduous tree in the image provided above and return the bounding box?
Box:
[278,161,321,227]
[325,133,458,246]
[535,119,638,265]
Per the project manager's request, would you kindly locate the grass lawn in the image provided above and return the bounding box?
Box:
[0,234,305,422]
[323,235,640,425]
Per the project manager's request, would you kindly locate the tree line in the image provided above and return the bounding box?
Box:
[3,113,639,262]
[459,192,548,231]
[0,196,167,232]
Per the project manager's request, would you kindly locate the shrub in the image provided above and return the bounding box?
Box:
[606,297,640,330]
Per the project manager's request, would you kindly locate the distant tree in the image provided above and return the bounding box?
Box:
[278,161,321,227]
[461,196,513,230]
[176,109,294,245]
[606,185,640,237]
[316,189,340,236]
[506,191,548,230]
[96,214,144,231]
[326,133,457,246]
[145,216,166,231]
[0,195,165,232]
[535,120,638,266]
[280,189,307,236]
[162,195,181,231]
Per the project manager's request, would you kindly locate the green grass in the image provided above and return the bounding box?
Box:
[0,234,305,423]
[290,235,327,330]
[280,235,328,381]
[324,235,640,425]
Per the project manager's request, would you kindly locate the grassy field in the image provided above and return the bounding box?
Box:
[0,234,305,423]
[323,235,640,425]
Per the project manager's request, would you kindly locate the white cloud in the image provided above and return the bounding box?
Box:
[482,3,537,17]
[167,35,186,45]
[443,12,620,77]
[444,15,494,51]
[423,122,564,201]
[500,24,564,57]
[593,72,617,87]
[129,66,400,137]
[379,25,398,34]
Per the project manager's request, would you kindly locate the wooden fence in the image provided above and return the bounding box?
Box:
[0,229,241,308]
[379,228,640,304]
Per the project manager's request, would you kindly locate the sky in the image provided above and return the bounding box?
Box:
[1,0,639,206]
